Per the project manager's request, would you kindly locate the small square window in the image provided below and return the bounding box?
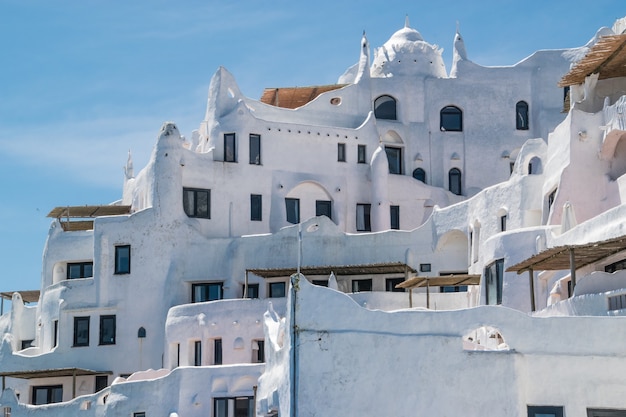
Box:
[243,283,259,298]
[338,143,346,162]
[316,200,332,220]
[73,316,90,347]
[114,245,131,274]
[386,277,404,292]
[528,406,563,417]
[357,144,367,164]
[420,263,431,272]
[251,194,262,221]
[352,279,372,292]
[183,188,210,219]
[95,375,108,393]
[99,315,116,345]
[269,282,286,298]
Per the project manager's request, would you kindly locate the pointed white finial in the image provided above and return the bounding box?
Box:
[124,149,134,179]
[456,20,460,33]
[405,15,410,28]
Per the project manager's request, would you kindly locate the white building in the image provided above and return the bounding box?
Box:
[2,15,626,417]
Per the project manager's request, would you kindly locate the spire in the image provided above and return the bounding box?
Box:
[451,21,468,78]
[405,14,410,28]
[354,31,371,84]
[124,149,134,180]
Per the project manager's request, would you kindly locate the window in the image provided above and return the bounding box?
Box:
[605,259,626,273]
[547,188,557,211]
[114,245,131,274]
[243,283,259,298]
[73,316,90,347]
[53,320,58,348]
[440,285,468,293]
[32,385,63,405]
[95,376,108,393]
[285,198,300,224]
[527,406,563,417]
[516,101,529,130]
[500,215,507,232]
[224,133,236,162]
[412,168,426,183]
[316,200,332,219]
[449,168,462,195]
[352,279,372,292]
[386,277,404,292]
[214,397,254,417]
[356,204,371,232]
[587,409,626,417]
[269,282,286,298]
[384,146,402,174]
[249,134,261,165]
[99,315,116,345]
[374,95,397,120]
[213,338,223,365]
[312,280,328,287]
[337,143,346,162]
[485,259,504,305]
[420,263,431,272]
[194,340,202,366]
[21,339,33,349]
[183,188,210,219]
[440,105,462,131]
[252,339,265,363]
[192,283,224,303]
[357,144,367,163]
[133,413,146,417]
[67,262,93,279]
[250,194,262,221]
[390,205,400,230]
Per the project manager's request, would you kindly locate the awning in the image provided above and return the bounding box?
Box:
[0,368,112,379]
[0,290,40,303]
[247,262,415,278]
[395,274,481,290]
[559,34,626,86]
[47,205,131,218]
[506,235,626,274]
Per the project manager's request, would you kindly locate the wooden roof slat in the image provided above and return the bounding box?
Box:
[248,262,415,278]
[47,205,131,219]
[0,290,40,303]
[559,35,626,86]
[396,274,481,290]
[0,368,112,379]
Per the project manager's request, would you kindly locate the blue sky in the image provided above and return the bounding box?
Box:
[0,0,623,302]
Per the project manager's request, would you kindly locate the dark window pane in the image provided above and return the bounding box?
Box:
[516,101,529,130]
[214,339,223,365]
[285,198,300,224]
[249,134,261,165]
[390,205,400,230]
[386,278,404,292]
[440,106,462,131]
[337,143,346,162]
[183,188,211,218]
[356,204,371,231]
[412,168,426,183]
[449,168,462,195]
[269,282,286,298]
[374,95,397,120]
[224,133,236,162]
[316,200,332,219]
[244,283,259,299]
[73,316,90,347]
[192,283,223,302]
[357,145,367,163]
[251,194,262,221]
[194,340,202,366]
[384,146,402,174]
[99,315,116,345]
[95,376,108,392]
[352,279,372,292]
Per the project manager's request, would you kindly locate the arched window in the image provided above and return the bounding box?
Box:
[528,156,542,175]
[440,106,462,131]
[374,95,397,120]
[516,101,529,130]
[412,168,426,183]
[449,168,462,195]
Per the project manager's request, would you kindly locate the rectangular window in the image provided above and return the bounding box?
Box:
[500,215,507,232]
[269,282,286,298]
[194,340,202,366]
[528,406,563,417]
[176,343,180,367]
[587,409,626,417]
[250,194,262,221]
[67,262,93,279]
[312,280,328,287]
[214,397,254,417]
[357,144,367,164]
[386,277,404,292]
[21,339,34,350]
[213,338,223,365]
[243,283,259,299]
[285,198,300,224]
[114,245,131,274]
[440,285,468,293]
[133,413,146,417]
[252,339,265,363]
[315,200,332,219]
[53,320,58,348]
[95,375,108,393]
[420,263,431,272]
[356,204,371,232]
[605,259,626,273]
[192,283,224,303]
[390,205,400,230]
[384,146,402,174]
[485,259,504,305]
[32,385,63,405]
[249,134,261,165]
[99,315,116,345]
[73,316,90,347]
[337,143,346,162]
[224,133,236,162]
[183,188,211,219]
[352,279,372,292]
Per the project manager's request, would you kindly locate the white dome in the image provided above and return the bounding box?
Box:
[371,25,447,78]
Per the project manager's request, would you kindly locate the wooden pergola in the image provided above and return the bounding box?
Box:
[0,290,40,315]
[395,274,481,308]
[47,205,131,231]
[559,34,626,87]
[0,368,112,399]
